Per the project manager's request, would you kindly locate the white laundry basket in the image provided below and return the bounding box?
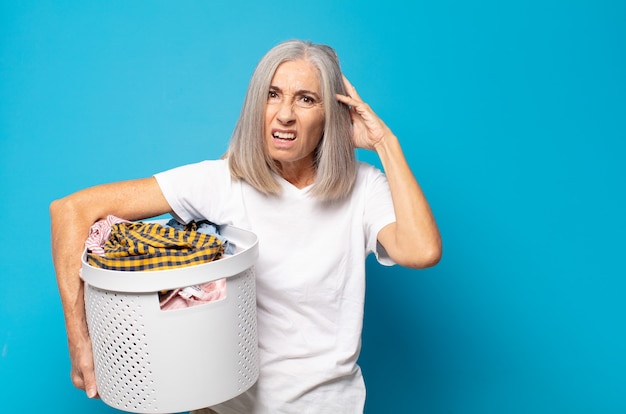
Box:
[81,224,259,413]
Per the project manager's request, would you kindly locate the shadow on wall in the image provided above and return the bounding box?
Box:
[360,256,495,414]
[360,258,441,412]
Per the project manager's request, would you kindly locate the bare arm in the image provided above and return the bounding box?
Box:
[336,77,442,268]
[50,177,171,398]
[373,136,442,268]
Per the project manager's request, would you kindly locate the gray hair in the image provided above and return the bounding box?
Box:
[227,39,357,201]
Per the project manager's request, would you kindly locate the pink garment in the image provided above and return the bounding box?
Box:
[159,278,227,310]
[85,215,131,256]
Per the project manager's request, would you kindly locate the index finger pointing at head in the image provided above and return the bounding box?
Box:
[341,75,362,100]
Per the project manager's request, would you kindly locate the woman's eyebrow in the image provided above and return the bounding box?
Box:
[269,85,321,100]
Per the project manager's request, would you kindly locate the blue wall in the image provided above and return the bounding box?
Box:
[1,1,624,413]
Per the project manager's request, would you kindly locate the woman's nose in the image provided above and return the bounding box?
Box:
[276,100,295,124]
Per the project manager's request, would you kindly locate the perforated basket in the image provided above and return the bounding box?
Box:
[81,224,259,413]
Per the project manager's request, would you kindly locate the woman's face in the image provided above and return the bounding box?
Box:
[264,59,325,175]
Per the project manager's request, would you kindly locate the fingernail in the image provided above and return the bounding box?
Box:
[87,388,97,398]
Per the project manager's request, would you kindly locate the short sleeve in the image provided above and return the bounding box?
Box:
[153,159,233,225]
[360,163,396,266]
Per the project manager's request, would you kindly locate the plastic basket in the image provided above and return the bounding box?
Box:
[81,223,259,413]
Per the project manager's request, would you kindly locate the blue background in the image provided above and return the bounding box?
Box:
[1,1,625,413]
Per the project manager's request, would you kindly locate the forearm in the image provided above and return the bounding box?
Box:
[50,177,171,397]
[50,197,97,345]
[51,178,171,343]
[375,134,442,268]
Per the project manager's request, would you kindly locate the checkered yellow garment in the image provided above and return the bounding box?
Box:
[87,221,224,271]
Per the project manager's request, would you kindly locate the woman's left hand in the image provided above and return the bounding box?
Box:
[336,75,394,151]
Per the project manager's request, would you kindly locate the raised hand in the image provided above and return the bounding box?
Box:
[336,75,394,151]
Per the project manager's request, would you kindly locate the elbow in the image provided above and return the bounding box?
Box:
[420,245,442,268]
[397,241,442,269]
[49,197,66,221]
[50,197,75,233]
[50,196,76,221]
[50,194,90,225]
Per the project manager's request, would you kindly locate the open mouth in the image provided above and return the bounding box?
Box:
[272,130,296,141]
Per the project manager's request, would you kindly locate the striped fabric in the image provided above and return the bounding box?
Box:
[87,221,224,272]
[85,214,131,256]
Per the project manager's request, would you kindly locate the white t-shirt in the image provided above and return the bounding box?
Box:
[154,159,396,413]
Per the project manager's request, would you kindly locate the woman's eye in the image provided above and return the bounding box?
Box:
[268,91,279,100]
[298,95,315,107]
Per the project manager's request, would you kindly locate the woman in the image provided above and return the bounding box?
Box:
[51,39,441,413]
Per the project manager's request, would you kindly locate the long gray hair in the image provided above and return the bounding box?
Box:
[227,40,357,201]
